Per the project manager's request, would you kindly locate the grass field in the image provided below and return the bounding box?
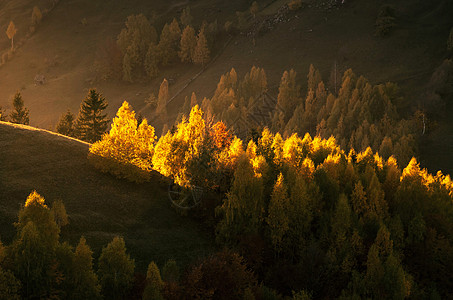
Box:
[0,121,214,271]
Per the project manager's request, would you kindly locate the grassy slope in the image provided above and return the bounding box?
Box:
[0,121,214,271]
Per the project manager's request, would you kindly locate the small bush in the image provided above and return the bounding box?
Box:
[288,0,303,11]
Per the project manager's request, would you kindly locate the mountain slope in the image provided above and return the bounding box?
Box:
[0,121,213,270]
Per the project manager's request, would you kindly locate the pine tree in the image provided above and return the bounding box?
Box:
[6,21,17,50]
[179,25,196,63]
[9,92,29,125]
[74,89,108,143]
[192,29,210,66]
[97,236,135,300]
[56,110,75,137]
[0,106,6,121]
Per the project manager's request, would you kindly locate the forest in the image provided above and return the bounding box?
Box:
[1,0,453,299]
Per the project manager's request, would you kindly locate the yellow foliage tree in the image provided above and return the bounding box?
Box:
[6,21,17,50]
[89,101,156,182]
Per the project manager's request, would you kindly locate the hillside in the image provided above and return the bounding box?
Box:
[0,0,451,129]
[0,121,213,270]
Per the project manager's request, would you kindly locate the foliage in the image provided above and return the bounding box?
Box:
[142,262,164,300]
[89,101,156,182]
[74,89,109,143]
[6,21,17,50]
[97,236,135,300]
[51,198,69,228]
[179,25,196,63]
[31,6,43,26]
[192,28,210,66]
[56,110,75,137]
[9,92,29,125]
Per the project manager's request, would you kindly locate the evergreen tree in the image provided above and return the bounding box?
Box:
[56,110,75,137]
[192,29,210,66]
[74,89,108,143]
[179,25,196,63]
[9,92,29,125]
[0,106,6,121]
[97,236,135,300]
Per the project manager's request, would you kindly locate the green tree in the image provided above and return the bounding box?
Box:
[51,199,69,228]
[10,191,60,299]
[56,110,75,137]
[6,21,17,50]
[142,262,164,300]
[74,89,108,143]
[9,92,29,125]
[267,173,290,252]
[97,236,135,300]
[162,259,180,283]
[179,25,196,63]
[71,237,101,300]
[192,28,210,66]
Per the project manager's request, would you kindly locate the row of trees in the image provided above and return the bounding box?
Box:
[96,9,213,82]
[195,65,419,167]
[89,102,453,298]
[0,191,289,299]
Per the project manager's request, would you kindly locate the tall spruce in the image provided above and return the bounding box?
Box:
[74,89,108,143]
[9,91,29,125]
[56,110,75,137]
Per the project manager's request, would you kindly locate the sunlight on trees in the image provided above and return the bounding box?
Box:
[6,21,17,50]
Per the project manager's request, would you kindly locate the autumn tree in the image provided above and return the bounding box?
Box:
[9,191,60,299]
[192,28,210,66]
[89,101,156,182]
[250,1,259,19]
[56,110,75,137]
[162,259,180,283]
[179,25,196,63]
[144,43,159,78]
[117,14,157,81]
[97,236,135,300]
[143,262,164,300]
[267,173,290,253]
[6,21,17,50]
[0,239,21,300]
[31,6,43,26]
[157,78,169,123]
[158,19,181,65]
[180,7,193,27]
[50,199,69,228]
[74,89,108,143]
[276,69,300,124]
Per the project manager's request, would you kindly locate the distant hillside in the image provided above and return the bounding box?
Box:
[0,121,213,270]
[0,0,451,129]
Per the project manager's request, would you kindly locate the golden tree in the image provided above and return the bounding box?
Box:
[192,29,210,66]
[6,21,17,50]
[267,173,290,252]
[179,25,196,63]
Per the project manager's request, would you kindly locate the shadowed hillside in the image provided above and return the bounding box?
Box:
[0,121,213,270]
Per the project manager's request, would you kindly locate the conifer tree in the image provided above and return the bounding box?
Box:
[97,236,135,300]
[179,25,196,63]
[6,21,17,50]
[9,92,29,125]
[307,64,322,92]
[0,106,6,121]
[56,110,75,137]
[192,29,210,66]
[74,89,108,143]
[157,19,181,65]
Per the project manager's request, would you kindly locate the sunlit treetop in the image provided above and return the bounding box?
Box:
[25,190,47,208]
